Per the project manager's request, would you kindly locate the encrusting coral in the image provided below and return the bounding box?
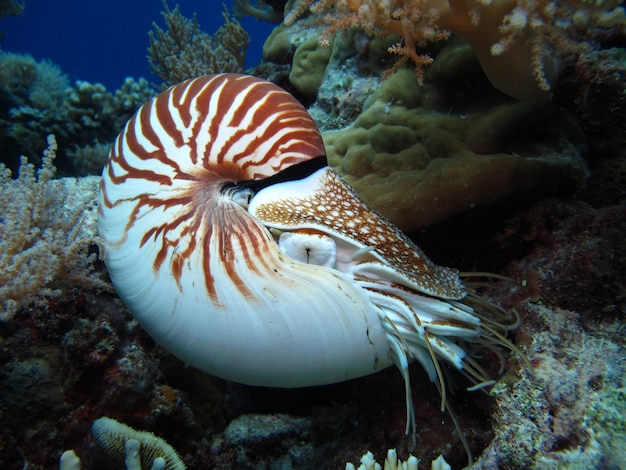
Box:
[148,1,250,86]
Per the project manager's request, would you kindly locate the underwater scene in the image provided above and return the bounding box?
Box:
[0,0,625,468]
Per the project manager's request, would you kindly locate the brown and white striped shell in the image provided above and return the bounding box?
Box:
[98,74,503,434]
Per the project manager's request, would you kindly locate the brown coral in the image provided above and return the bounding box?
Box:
[148,2,250,86]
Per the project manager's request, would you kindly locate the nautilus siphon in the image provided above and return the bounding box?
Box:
[98,74,520,435]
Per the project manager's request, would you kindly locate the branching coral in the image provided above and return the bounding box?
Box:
[0,135,111,320]
[345,448,420,470]
[287,0,451,85]
[0,52,157,175]
[0,52,68,110]
[91,417,186,470]
[148,1,250,86]
[285,0,619,100]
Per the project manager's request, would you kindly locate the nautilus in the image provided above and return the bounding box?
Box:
[98,74,519,435]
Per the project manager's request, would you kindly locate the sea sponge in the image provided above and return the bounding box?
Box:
[324,69,586,232]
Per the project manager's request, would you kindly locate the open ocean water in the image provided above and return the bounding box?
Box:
[0,0,273,90]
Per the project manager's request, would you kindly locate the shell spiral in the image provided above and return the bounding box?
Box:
[98,74,393,387]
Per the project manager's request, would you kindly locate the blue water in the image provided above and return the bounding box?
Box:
[0,0,275,90]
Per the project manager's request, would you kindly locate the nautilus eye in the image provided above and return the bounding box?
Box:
[277,232,337,267]
[99,73,519,438]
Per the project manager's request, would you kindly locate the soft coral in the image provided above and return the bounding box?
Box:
[285,0,592,100]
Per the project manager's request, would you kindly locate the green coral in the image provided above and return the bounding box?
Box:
[323,69,586,232]
[289,35,332,98]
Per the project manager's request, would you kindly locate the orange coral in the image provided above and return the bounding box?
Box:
[286,0,596,100]
[287,0,451,84]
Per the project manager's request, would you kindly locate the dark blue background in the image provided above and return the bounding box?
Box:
[0,1,275,90]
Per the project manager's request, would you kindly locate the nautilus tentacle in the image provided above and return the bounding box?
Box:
[99,74,516,438]
[248,166,490,408]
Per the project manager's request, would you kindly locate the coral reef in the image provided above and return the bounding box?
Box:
[0,0,22,19]
[345,448,420,470]
[284,0,623,101]
[0,0,624,467]
[474,304,625,469]
[0,135,109,320]
[0,52,157,175]
[258,6,603,232]
[323,67,586,232]
[465,198,626,469]
[0,52,68,168]
[0,273,222,468]
[1,126,624,470]
[148,2,250,86]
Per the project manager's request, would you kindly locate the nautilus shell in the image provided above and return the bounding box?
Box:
[99,74,514,433]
